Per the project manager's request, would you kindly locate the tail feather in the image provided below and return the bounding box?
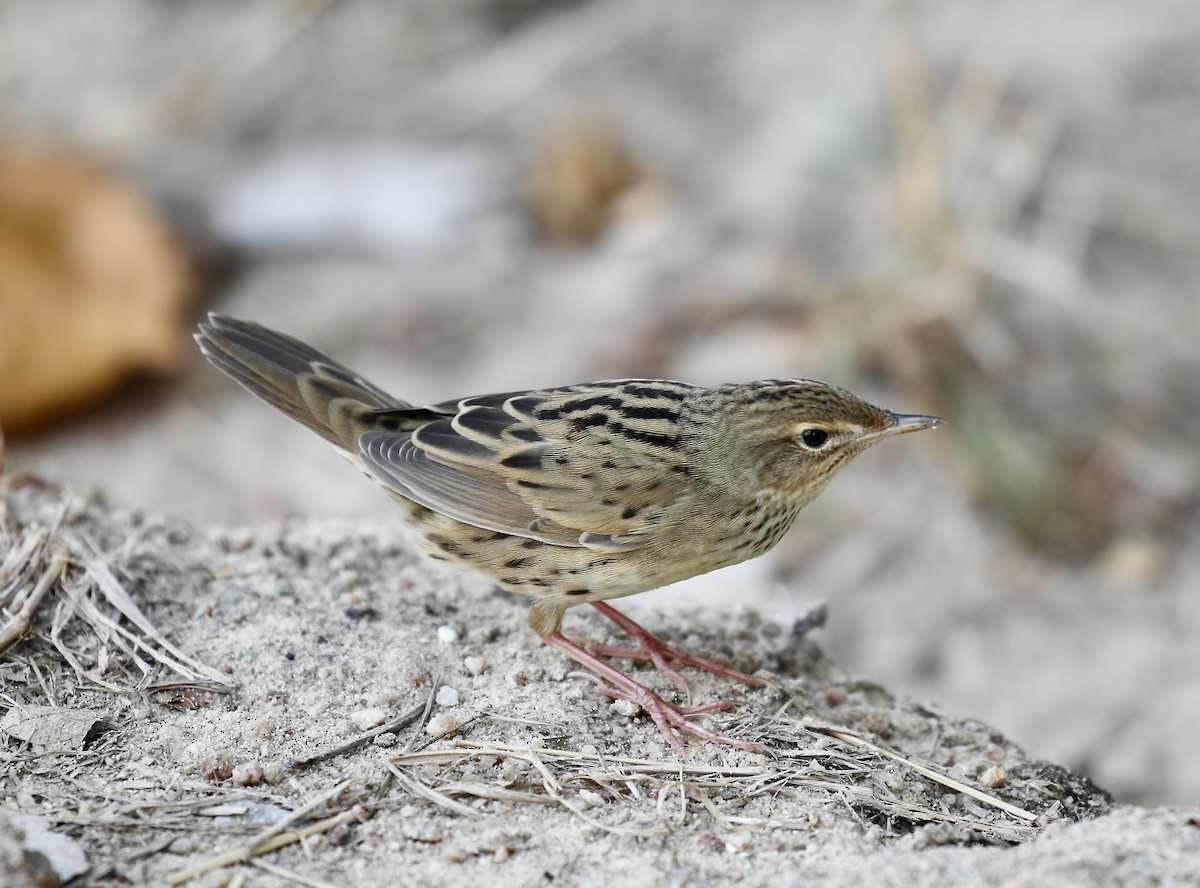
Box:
[195,314,409,449]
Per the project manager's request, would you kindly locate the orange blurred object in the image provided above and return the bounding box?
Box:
[0,145,191,433]
[529,123,646,245]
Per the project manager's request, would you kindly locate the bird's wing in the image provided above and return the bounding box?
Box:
[357,382,696,552]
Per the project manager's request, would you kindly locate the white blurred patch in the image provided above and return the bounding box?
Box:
[211,143,509,253]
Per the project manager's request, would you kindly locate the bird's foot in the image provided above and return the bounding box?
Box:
[544,632,763,753]
[588,601,765,691]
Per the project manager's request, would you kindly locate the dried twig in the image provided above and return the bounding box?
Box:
[249,858,344,888]
[288,693,431,770]
[386,726,1040,844]
[165,806,367,885]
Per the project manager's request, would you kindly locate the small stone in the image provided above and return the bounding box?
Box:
[436,625,459,645]
[980,766,1007,788]
[578,789,604,808]
[435,686,460,707]
[262,761,286,784]
[612,699,639,718]
[373,732,399,747]
[350,707,388,731]
[232,762,263,786]
[328,823,355,847]
[169,836,200,855]
[578,744,598,756]
[698,833,726,853]
[401,817,443,842]
[199,755,233,782]
[427,713,457,736]
[367,691,399,708]
[463,655,487,676]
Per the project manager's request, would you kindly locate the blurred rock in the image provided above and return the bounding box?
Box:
[0,811,88,886]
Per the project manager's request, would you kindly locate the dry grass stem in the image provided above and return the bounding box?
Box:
[249,858,344,888]
[386,726,1039,843]
[164,806,367,885]
[289,694,431,770]
[1,484,232,700]
[810,723,1037,822]
[0,548,65,657]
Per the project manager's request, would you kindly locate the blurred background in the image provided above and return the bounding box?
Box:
[2,0,1198,804]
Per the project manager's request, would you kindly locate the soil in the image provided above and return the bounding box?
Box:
[3,478,1197,887]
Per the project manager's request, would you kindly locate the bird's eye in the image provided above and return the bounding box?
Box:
[799,428,830,449]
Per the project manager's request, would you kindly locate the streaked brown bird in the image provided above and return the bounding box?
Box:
[196,315,941,751]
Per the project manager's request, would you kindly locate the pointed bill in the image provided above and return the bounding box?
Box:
[864,412,943,443]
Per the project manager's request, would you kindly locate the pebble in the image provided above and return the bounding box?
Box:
[437,625,459,645]
[463,655,487,676]
[578,789,605,808]
[169,836,200,855]
[262,761,286,785]
[232,762,264,786]
[435,686,460,706]
[427,713,457,735]
[367,691,399,708]
[980,765,1007,788]
[199,755,233,782]
[612,699,640,718]
[350,707,388,731]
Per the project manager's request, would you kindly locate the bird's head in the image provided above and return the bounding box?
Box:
[710,380,942,506]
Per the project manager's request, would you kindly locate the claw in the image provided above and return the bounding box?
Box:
[544,632,764,753]
[588,601,764,688]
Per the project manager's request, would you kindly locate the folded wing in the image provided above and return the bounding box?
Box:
[358,383,695,552]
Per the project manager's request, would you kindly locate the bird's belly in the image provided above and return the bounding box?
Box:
[406,498,800,607]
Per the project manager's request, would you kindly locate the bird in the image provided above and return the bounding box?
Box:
[195,314,941,751]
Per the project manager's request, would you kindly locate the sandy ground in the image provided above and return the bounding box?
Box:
[6,477,1200,887]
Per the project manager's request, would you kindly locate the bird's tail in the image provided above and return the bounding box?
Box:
[195,314,409,450]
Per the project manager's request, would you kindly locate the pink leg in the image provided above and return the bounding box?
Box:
[588,601,764,689]
[543,632,764,752]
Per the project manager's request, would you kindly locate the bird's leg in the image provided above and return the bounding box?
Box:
[542,632,764,753]
[586,601,765,689]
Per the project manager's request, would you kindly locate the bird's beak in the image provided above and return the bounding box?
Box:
[864,412,943,443]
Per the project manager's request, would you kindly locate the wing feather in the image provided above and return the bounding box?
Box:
[357,382,697,552]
